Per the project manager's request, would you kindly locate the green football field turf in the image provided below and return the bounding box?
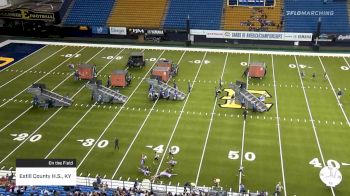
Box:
[0,41,349,195]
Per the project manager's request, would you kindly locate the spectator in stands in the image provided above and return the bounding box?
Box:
[92,181,99,190]
[183,182,191,193]
[96,175,101,185]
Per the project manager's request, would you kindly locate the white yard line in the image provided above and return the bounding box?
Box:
[344,57,350,69]
[77,50,166,169]
[195,52,228,185]
[238,53,250,188]
[0,44,48,73]
[109,51,187,178]
[0,46,67,89]
[318,57,349,127]
[271,54,287,196]
[153,52,208,181]
[8,39,350,58]
[294,56,335,196]
[0,46,87,109]
[0,108,62,164]
[0,47,109,163]
[44,102,98,159]
[44,48,127,158]
[0,106,33,133]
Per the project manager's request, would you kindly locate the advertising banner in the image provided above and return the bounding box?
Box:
[92,26,108,34]
[0,9,55,22]
[128,28,145,35]
[146,29,164,36]
[109,27,127,35]
[190,29,312,41]
[337,34,350,42]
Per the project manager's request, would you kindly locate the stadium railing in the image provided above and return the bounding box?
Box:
[0,170,262,195]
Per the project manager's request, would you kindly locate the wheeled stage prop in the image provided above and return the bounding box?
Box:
[86,80,128,104]
[27,83,73,108]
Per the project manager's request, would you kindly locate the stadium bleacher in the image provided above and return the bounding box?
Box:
[223,1,282,31]
[163,0,224,30]
[64,0,116,26]
[108,0,167,29]
[284,0,350,33]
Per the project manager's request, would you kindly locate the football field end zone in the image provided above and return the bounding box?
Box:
[0,41,48,73]
[6,39,350,58]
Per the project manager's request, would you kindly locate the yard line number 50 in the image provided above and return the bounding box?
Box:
[228,150,256,161]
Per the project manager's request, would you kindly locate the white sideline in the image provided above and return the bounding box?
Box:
[0,43,47,73]
[76,50,166,169]
[238,53,250,188]
[0,40,11,48]
[294,56,335,196]
[153,52,208,181]
[271,55,287,196]
[44,48,126,158]
[109,51,186,178]
[195,52,229,185]
[0,46,87,109]
[0,47,108,164]
[0,46,67,89]
[7,39,350,57]
[318,57,350,127]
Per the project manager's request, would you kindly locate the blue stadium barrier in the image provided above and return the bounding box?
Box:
[164,0,224,30]
[64,0,116,26]
[284,0,350,33]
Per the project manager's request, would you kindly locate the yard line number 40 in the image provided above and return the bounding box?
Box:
[309,158,341,169]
